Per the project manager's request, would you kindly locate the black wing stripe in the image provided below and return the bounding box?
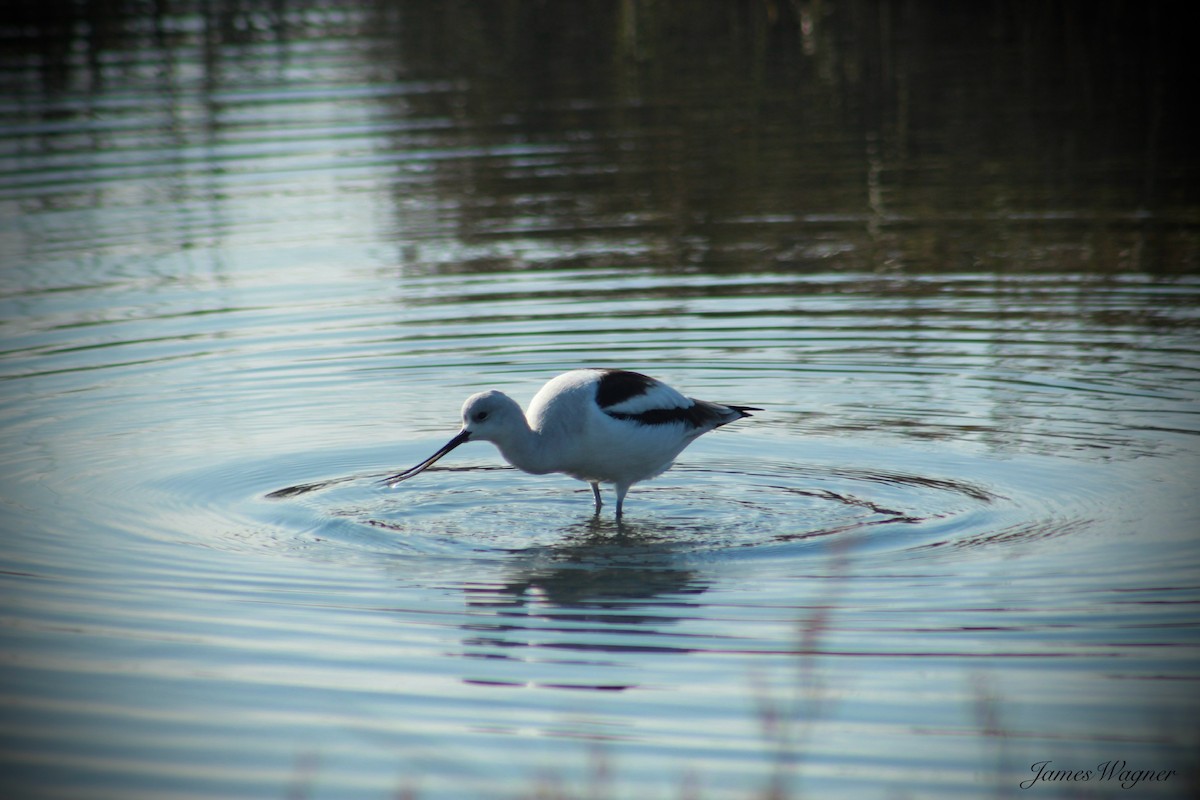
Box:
[605,403,748,428]
[594,370,658,409]
[605,407,707,427]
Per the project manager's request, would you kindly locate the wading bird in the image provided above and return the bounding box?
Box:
[382,369,758,519]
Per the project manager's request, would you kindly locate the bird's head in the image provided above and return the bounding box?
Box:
[459,390,524,445]
[380,390,525,487]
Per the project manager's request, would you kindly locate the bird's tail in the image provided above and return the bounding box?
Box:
[708,402,760,428]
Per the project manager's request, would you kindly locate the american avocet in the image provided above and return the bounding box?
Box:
[382,369,759,519]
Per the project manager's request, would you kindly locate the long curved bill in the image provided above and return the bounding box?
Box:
[381,429,471,486]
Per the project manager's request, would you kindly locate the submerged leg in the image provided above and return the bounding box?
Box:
[614,483,630,521]
[590,482,602,513]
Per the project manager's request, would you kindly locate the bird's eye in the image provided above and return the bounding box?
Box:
[473,410,489,422]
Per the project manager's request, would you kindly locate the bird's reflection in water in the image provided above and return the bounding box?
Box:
[456,518,710,692]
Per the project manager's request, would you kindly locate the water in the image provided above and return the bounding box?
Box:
[2,3,1199,798]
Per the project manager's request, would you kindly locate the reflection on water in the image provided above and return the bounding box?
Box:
[2,2,1199,799]
[4,1,1195,278]
[498,537,706,612]
[459,533,708,693]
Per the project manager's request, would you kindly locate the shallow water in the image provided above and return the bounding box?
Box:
[2,3,1199,799]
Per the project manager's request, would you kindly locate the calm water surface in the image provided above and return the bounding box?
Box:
[2,4,1199,799]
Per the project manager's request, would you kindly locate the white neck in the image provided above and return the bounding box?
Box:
[490,418,554,475]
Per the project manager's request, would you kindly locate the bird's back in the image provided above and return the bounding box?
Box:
[524,369,751,486]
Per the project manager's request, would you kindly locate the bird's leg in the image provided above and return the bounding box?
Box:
[614,483,630,521]
[590,482,602,513]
